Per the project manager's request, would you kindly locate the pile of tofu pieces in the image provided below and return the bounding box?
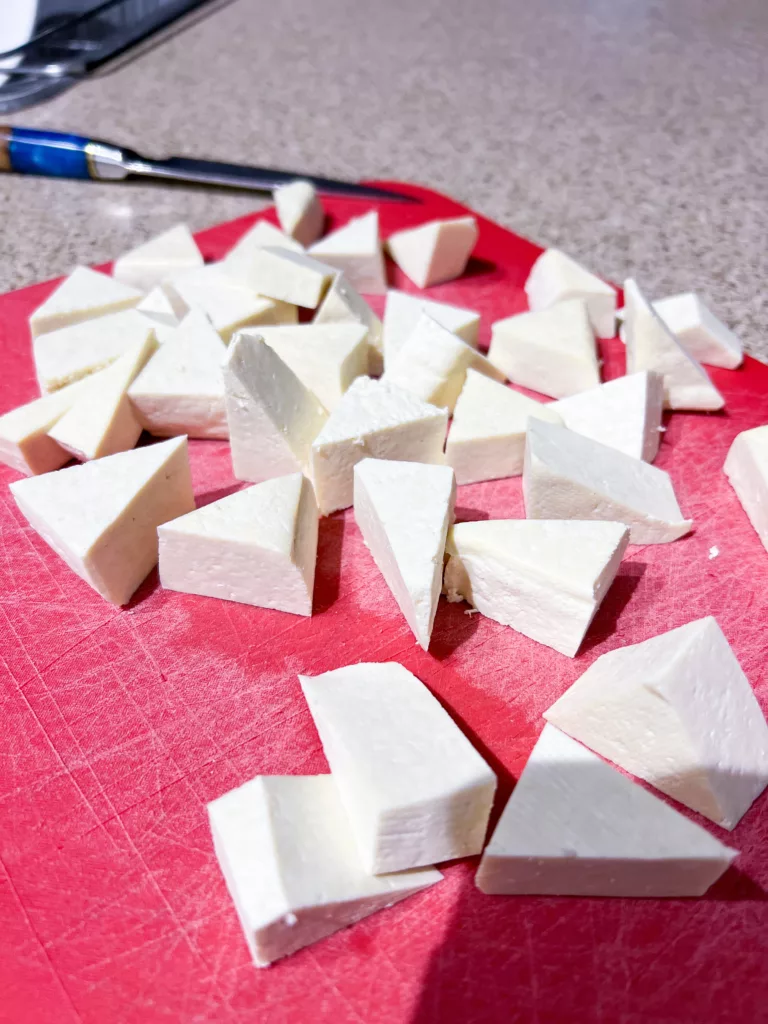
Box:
[2,180,768,967]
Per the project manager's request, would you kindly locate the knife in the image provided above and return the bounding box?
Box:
[0,126,419,202]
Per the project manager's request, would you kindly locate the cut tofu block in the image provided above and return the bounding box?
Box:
[127,309,228,439]
[384,312,505,413]
[159,473,318,615]
[550,371,664,463]
[222,219,304,289]
[446,369,562,484]
[300,662,496,872]
[476,725,737,897]
[353,459,456,649]
[309,211,386,294]
[724,424,768,554]
[444,519,629,657]
[224,331,328,482]
[9,436,194,605]
[624,279,725,411]
[382,289,480,370]
[310,376,448,515]
[137,286,181,327]
[488,299,600,399]
[274,181,324,247]
[29,265,142,339]
[386,217,478,289]
[208,774,441,968]
[544,617,768,829]
[314,273,384,376]
[113,224,203,292]
[524,419,692,544]
[524,248,617,339]
[250,247,337,308]
[652,292,743,369]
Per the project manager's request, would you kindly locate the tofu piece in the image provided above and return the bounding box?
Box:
[524,248,617,339]
[112,224,203,292]
[444,519,629,657]
[624,278,725,411]
[524,419,692,544]
[224,331,328,483]
[314,273,384,376]
[208,774,441,968]
[386,216,478,289]
[382,289,480,370]
[724,423,768,554]
[488,299,600,399]
[137,286,181,327]
[310,377,448,515]
[652,292,743,369]
[445,369,562,484]
[353,459,456,649]
[221,219,304,290]
[9,436,194,605]
[249,247,337,308]
[300,663,496,872]
[29,266,142,339]
[545,617,768,829]
[273,181,324,247]
[476,725,737,897]
[257,323,369,411]
[384,312,505,413]
[159,473,318,615]
[309,211,387,294]
[550,371,664,463]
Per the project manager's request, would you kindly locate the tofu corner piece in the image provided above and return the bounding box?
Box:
[524,248,617,339]
[273,181,325,247]
[476,725,737,897]
[653,292,743,369]
[386,216,478,289]
[299,662,496,873]
[207,774,442,968]
[9,436,195,606]
[309,211,387,295]
[544,616,768,830]
[724,423,768,554]
[250,246,337,308]
[137,286,181,327]
[382,289,480,370]
[221,219,304,289]
[443,519,629,657]
[112,223,203,292]
[29,265,142,339]
[314,273,384,376]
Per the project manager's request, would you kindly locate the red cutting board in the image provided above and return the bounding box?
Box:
[1,184,767,1024]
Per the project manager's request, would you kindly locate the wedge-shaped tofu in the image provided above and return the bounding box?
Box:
[300,662,496,872]
[652,292,743,369]
[310,376,448,515]
[488,299,600,399]
[550,371,664,463]
[315,273,384,375]
[382,289,480,369]
[222,219,304,289]
[386,216,478,289]
[10,436,194,605]
[29,266,142,339]
[354,459,456,649]
[624,279,724,411]
[137,286,181,327]
[524,248,617,339]
[250,247,337,308]
[545,617,768,829]
[208,774,441,968]
[446,369,562,484]
[477,725,737,897]
[113,224,203,292]
[224,331,328,482]
[274,181,324,247]
[159,473,318,615]
[524,419,692,544]
[444,519,629,657]
[724,424,768,554]
[309,211,386,294]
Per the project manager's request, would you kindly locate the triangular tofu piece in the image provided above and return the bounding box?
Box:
[652,293,743,369]
[224,331,328,483]
[624,279,724,411]
[386,216,478,289]
[208,774,442,967]
[476,725,737,897]
[127,309,228,439]
[159,473,318,615]
[221,219,304,289]
[524,419,692,544]
[310,376,448,515]
[248,247,337,308]
[524,248,617,338]
[544,617,768,829]
[444,519,629,657]
[446,369,562,484]
[137,286,181,327]
[488,299,600,399]
[112,224,203,292]
[300,662,496,872]
[353,459,456,649]
[274,181,324,247]
[9,436,194,605]
[309,211,387,294]
[550,371,664,463]
[314,273,384,376]
[382,289,480,369]
[724,424,768,553]
[29,266,142,339]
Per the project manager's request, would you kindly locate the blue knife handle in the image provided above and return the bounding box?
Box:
[0,126,93,178]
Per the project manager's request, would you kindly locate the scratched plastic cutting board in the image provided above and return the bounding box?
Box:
[1,184,767,1024]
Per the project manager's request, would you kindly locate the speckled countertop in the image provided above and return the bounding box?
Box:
[1,0,766,354]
